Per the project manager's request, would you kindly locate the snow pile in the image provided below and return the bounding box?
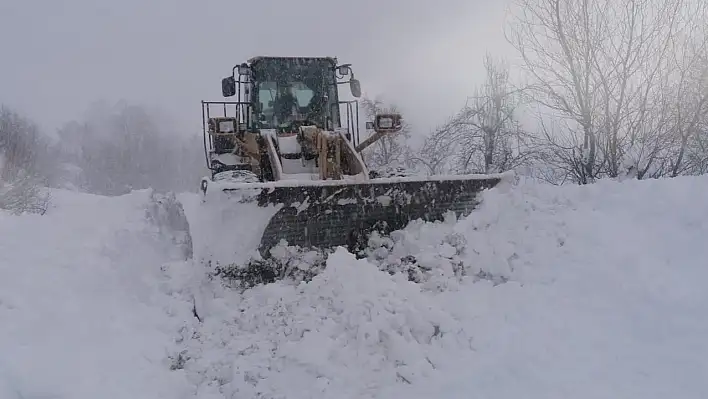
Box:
[178,174,708,398]
[364,219,474,291]
[376,175,708,398]
[368,174,699,287]
[2,173,708,398]
[363,180,558,288]
[172,248,467,398]
[0,189,194,399]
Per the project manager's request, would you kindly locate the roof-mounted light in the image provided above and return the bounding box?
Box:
[237,63,251,76]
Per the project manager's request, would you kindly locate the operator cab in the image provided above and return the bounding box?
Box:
[203,56,363,180]
[221,57,361,134]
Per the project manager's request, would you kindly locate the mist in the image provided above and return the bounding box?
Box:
[0,0,511,135]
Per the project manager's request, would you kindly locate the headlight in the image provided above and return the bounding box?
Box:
[378,117,393,129]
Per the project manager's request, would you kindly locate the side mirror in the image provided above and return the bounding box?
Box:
[350,78,362,98]
[222,76,236,97]
[373,113,403,134]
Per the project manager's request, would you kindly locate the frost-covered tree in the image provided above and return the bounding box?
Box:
[0,106,52,214]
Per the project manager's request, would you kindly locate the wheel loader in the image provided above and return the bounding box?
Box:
[199,56,503,258]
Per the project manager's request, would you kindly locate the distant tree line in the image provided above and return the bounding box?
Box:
[0,101,204,213]
[53,100,204,196]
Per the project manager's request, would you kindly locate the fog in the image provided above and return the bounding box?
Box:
[3,0,706,207]
[0,0,512,135]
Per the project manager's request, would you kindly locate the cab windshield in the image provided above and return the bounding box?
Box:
[251,58,339,130]
[257,81,315,126]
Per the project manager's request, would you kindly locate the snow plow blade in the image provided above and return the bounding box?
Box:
[203,173,506,257]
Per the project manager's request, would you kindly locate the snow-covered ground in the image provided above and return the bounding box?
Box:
[1,175,707,398]
[0,189,194,398]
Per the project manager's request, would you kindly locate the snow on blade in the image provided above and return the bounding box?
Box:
[209,170,513,190]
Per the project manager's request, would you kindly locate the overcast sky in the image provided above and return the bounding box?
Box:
[0,0,514,137]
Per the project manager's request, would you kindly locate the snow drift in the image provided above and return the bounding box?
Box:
[0,189,194,399]
[1,174,708,398]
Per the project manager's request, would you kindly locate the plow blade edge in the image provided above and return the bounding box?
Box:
[215,174,505,257]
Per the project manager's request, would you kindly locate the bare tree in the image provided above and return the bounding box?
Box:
[685,125,708,174]
[506,0,604,183]
[506,0,708,183]
[665,22,708,176]
[592,0,682,177]
[458,54,534,173]
[410,55,534,176]
[409,112,464,175]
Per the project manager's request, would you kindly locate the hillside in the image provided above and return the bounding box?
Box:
[1,175,707,398]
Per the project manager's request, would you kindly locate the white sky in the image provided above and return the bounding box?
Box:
[0,0,514,137]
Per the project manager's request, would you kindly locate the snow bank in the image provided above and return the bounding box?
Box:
[375,175,708,398]
[180,174,708,398]
[3,173,708,399]
[0,189,194,399]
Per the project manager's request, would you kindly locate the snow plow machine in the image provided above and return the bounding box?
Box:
[199,56,503,258]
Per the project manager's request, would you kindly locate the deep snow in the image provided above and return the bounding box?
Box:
[1,175,707,398]
[0,190,194,398]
